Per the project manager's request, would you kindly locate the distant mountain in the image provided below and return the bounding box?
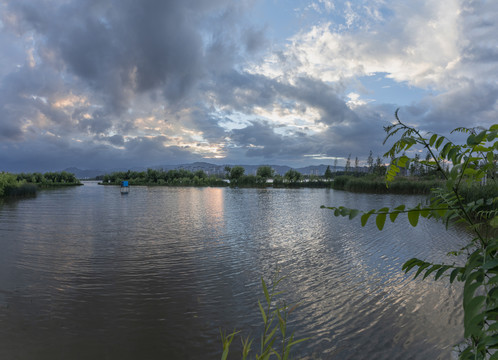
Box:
[62,167,108,179]
[63,162,350,179]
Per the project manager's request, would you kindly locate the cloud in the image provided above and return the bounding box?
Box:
[5,0,214,112]
[249,0,498,135]
[0,0,497,171]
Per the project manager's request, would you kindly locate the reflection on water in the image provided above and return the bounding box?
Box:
[0,183,466,359]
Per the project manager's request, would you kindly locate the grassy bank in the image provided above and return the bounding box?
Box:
[332,175,444,195]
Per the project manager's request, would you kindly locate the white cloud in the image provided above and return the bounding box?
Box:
[252,0,470,90]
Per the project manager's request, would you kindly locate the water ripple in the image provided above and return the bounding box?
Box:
[0,184,466,359]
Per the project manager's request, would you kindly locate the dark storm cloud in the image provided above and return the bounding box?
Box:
[402,82,498,134]
[5,0,264,112]
[277,77,358,125]
[104,135,125,147]
[0,64,73,140]
[5,0,242,114]
[0,0,263,171]
[189,110,229,143]
[208,71,277,111]
[77,110,113,135]
[230,121,317,159]
[0,133,201,172]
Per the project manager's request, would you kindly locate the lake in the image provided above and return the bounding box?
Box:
[0,182,467,359]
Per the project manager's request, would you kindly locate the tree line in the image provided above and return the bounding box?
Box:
[0,171,81,198]
[16,171,80,185]
[101,168,227,187]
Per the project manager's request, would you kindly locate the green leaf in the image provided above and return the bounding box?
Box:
[389,211,399,222]
[420,208,430,218]
[408,210,420,227]
[475,129,487,144]
[429,134,437,146]
[447,147,459,163]
[423,265,441,280]
[487,322,498,333]
[487,151,495,163]
[397,156,409,168]
[490,216,498,229]
[361,212,372,227]
[261,278,270,304]
[376,213,387,231]
[436,136,444,149]
[434,265,451,280]
[467,134,477,146]
[349,209,360,220]
[483,259,498,270]
[450,268,461,283]
[464,296,486,338]
[402,258,422,273]
[258,300,267,324]
[413,263,431,279]
[441,142,452,158]
[264,326,278,346]
[287,337,311,347]
[464,282,482,305]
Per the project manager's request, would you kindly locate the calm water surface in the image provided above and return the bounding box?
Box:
[0,182,467,359]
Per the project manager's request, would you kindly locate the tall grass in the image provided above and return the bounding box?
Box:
[458,179,498,211]
[332,175,443,195]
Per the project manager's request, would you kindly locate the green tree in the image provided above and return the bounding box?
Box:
[325,112,498,359]
[410,153,421,176]
[224,166,231,179]
[324,165,332,180]
[367,150,374,173]
[0,172,18,196]
[257,166,274,180]
[229,166,245,183]
[194,170,207,179]
[373,156,385,175]
[345,154,351,173]
[284,169,302,182]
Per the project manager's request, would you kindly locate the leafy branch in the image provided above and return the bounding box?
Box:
[324,113,498,359]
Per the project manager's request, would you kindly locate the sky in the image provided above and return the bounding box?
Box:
[0,0,497,172]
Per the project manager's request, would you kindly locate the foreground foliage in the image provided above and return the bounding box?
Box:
[323,112,497,358]
[221,273,308,360]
